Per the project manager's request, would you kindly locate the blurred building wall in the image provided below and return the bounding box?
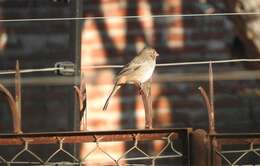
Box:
[81,0,243,132]
[0,0,75,132]
[79,0,259,163]
[0,0,259,164]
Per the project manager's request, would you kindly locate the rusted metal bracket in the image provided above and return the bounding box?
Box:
[0,60,22,134]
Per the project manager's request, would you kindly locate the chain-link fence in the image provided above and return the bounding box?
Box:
[0,128,191,165]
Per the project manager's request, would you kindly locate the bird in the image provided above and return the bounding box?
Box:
[103,46,159,111]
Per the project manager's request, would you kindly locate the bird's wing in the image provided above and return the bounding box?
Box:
[115,52,148,79]
[116,63,142,79]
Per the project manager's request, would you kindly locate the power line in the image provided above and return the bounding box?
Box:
[0,12,260,22]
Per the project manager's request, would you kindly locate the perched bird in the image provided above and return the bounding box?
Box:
[103,46,159,111]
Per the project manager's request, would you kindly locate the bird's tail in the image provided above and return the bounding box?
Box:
[103,84,120,111]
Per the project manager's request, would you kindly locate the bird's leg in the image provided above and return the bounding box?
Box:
[138,82,143,94]
[130,80,142,93]
[134,81,143,95]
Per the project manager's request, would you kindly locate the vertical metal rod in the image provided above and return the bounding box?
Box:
[209,62,215,123]
[73,0,83,131]
[183,128,192,166]
[209,62,221,166]
[198,62,216,134]
[198,63,218,165]
[198,86,214,133]
[71,0,83,160]
[213,138,222,166]
[74,76,86,129]
[210,136,214,166]
[15,60,22,133]
[80,75,87,130]
[140,79,153,129]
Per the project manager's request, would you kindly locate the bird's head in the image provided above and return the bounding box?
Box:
[142,46,159,59]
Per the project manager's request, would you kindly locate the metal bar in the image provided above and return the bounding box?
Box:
[15,60,22,134]
[0,128,190,145]
[197,63,216,134]
[74,75,87,126]
[71,0,83,159]
[198,87,214,134]
[209,63,214,117]
[123,155,182,161]
[215,138,260,145]
[209,133,260,138]
[209,62,216,134]
[208,62,218,165]
[220,149,260,154]
[213,137,222,166]
[181,128,192,166]
[140,79,153,129]
[72,0,83,132]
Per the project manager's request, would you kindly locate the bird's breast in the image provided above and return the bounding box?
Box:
[130,61,155,83]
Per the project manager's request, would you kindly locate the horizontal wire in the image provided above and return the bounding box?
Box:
[0,12,260,22]
[82,58,260,69]
[0,67,61,75]
[1,70,260,86]
[157,58,260,66]
[1,58,260,75]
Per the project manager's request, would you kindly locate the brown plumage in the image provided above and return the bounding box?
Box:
[103,46,159,111]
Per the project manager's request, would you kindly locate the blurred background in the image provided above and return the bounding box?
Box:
[0,0,260,165]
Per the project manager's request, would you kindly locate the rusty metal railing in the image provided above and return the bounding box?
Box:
[2,60,260,165]
[0,128,192,165]
[210,133,260,165]
[192,62,260,166]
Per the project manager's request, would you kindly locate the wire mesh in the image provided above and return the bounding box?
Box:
[216,145,260,165]
[0,129,190,165]
[211,135,260,165]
